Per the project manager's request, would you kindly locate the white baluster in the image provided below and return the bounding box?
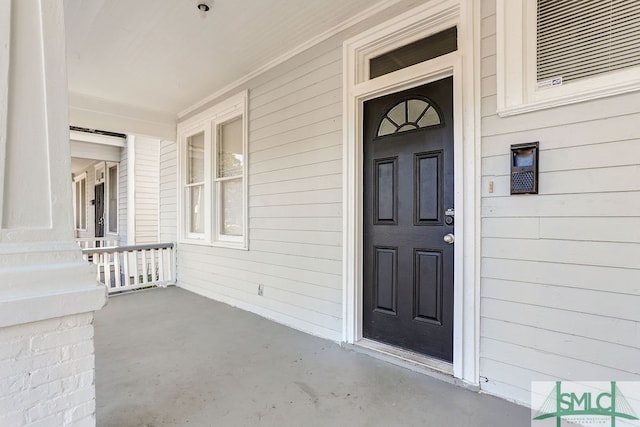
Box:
[123,251,130,286]
[158,248,165,283]
[114,251,121,288]
[132,250,140,286]
[150,249,157,283]
[104,252,112,288]
[96,254,101,283]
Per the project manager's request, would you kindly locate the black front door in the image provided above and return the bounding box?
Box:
[95,183,104,238]
[363,77,454,362]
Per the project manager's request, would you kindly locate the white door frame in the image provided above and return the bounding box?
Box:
[342,0,480,386]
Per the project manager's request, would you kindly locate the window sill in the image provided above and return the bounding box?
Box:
[179,238,248,251]
[498,78,640,118]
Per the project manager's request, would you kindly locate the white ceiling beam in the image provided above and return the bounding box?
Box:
[70,130,125,147]
[69,92,177,141]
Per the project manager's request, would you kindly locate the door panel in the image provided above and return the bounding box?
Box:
[363,77,454,362]
[374,247,397,314]
[374,158,397,224]
[414,249,442,324]
[415,152,442,224]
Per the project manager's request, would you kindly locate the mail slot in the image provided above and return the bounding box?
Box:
[510,142,539,194]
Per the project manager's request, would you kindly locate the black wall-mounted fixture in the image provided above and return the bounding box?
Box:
[510,142,539,195]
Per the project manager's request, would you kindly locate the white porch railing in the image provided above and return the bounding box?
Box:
[81,243,176,294]
[76,237,120,249]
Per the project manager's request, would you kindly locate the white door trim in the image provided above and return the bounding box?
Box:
[342,0,480,386]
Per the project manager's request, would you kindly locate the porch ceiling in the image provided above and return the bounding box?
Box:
[70,157,96,175]
[63,0,400,118]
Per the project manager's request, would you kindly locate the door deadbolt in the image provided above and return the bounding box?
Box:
[444,208,454,225]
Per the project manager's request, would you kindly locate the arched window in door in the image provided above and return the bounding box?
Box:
[377,98,442,137]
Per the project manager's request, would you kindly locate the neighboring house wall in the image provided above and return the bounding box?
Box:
[177,37,344,340]
[133,136,160,244]
[159,140,177,243]
[478,0,640,405]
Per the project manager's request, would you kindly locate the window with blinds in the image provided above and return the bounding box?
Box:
[537,0,640,84]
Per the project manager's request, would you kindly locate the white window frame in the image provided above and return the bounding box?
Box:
[213,114,245,245]
[181,124,210,242]
[73,173,87,231]
[105,162,119,235]
[496,0,640,117]
[94,163,105,184]
[178,91,248,249]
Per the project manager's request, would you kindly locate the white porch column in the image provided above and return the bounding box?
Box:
[0,0,107,425]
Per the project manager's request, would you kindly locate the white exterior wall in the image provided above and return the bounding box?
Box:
[118,147,128,244]
[178,38,344,341]
[73,155,127,244]
[478,0,640,405]
[159,140,177,243]
[0,314,96,426]
[133,136,160,244]
[165,0,640,407]
[73,137,161,245]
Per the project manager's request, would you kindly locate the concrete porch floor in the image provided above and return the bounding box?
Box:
[95,287,529,426]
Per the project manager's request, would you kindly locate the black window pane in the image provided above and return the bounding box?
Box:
[370,27,458,79]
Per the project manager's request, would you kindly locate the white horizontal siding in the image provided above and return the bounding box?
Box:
[251,131,342,164]
[249,240,342,261]
[118,148,128,244]
[482,257,639,296]
[481,298,639,348]
[178,37,343,341]
[483,238,640,269]
[250,159,341,186]
[250,203,342,218]
[482,191,640,218]
[178,243,342,340]
[250,174,342,196]
[482,216,640,242]
[479,0,640,406]
[133,136,160,244]
[249,41,341,104]
[252,118,341,154]
[251,143,342,174]
[250,229,342,246]
[250,188,341,207]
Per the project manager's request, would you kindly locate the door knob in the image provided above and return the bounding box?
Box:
[443,233,455,244]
